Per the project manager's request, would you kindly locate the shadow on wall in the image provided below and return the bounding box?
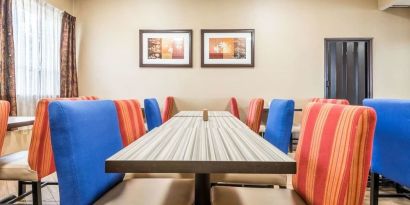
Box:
[383,7,410,20]
[322,0,410,20]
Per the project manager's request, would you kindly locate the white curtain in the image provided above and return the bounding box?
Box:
[12,0,63,116]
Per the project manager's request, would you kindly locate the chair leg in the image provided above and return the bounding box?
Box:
[289,133,293,152]
[371,172,379,205]
[32,181,42,205]
[18,181,26,196]
[395,183,406,194]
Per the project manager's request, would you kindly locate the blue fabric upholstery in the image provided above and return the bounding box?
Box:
[363,99,410,187]
[264,99,295,153]
[48,100,124,205]
[144,98,163,131]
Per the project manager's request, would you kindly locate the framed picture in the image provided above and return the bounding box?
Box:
[139,30,193,67]
[201,29,255,67]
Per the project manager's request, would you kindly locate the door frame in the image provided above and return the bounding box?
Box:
[324,38,374,99]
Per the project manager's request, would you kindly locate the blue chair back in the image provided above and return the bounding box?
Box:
[363,99,410,187]
[144,98,163,131]
[264,99,295,153]
[49,100,124,205]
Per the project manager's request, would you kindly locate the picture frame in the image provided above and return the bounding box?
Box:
[201,29,255,67]
[139,29,193,68]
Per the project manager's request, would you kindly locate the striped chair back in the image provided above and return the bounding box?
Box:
[0,101,10,154]
[293,103,376,205]
[114,99,145,146]
[229,97,240,119]
[28,96,98,179]
[311,98,350,105]
[162,96,175,123]
[245,98,264,133]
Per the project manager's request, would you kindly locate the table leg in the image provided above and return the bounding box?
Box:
[195,173,211,205]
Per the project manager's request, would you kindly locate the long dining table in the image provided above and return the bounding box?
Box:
[7,116,35,131]
[106,111,296,205]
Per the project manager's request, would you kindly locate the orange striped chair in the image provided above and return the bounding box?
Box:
[114,99,145,146]
[246,98,264,133]
[311,98,350,105]
[212,103,376,205]
[162,96,175,123]
[229,97,240,119]
[0,96,97,204]
[291,98,349,151]
[0,101,10,155]
[28,96,98,179]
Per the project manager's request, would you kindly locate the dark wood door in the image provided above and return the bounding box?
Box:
[325,39,373,105]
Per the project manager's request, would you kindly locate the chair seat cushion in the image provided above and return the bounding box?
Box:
[124,173,194,180]
[94,178,194,205]
[211,174,287,187]
[212,186,306,205]
[0,151,38,181]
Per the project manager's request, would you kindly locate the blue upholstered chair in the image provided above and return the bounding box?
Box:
[48,100,194,205]
[264,99,295,153]
[144,98,163,131]
[363,99,410,204]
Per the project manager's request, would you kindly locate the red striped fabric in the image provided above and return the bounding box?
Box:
[114,99,145,146]
[293,103,376,205]
[162,96,175,123]
[28,96,98,179]
[229,97,240,119]
[245,98,264,133]
[311,98,350,105]
[0,101,10,154]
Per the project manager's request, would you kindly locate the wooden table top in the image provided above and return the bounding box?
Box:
[174,111,234,117]
[162,115,249,129]
[7,116,35,130]
[106,111,295,174]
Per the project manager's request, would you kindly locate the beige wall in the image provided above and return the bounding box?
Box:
[46,0,74,14]
[73,0,410,114]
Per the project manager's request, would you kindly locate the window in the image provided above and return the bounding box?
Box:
[12,0,62,115]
